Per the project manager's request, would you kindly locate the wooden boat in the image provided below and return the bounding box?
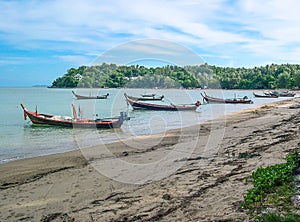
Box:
[201,92,253,104]
[253,92,278,98]
[124,93,200,111]
[20,104,129,129]
[72,91,109,99]
[141,93,156,97]
[125,93,164,101]
[265,90,295,97]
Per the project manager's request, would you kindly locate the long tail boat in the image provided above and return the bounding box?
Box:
[264,90,296,97]
[253,92,278,98]
[20,104,129,129]
[201,92,253,104]
[125,93,164,101]
[72,91,109,99]
[124,93,200,111]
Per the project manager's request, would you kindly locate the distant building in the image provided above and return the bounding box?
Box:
[124,76,138,81]
[74,74,82,80]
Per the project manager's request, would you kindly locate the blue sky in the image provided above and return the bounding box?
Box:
[1,0,300,86]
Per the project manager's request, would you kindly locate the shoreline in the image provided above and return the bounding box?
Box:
[1,93,294,166]
[0,97,291,172]
[0,97,300,221]
[3,87,285,166]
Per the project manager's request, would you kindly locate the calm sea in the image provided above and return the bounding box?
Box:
[0,87,294,164]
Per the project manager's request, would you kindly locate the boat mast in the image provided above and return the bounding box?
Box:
[72,104,77,120]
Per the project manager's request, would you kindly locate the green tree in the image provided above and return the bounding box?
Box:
[293,71,300,89]
[277,71,291,88]
[51,63,300,89]
[207,78,220,89]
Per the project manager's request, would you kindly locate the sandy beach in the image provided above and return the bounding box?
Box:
[1,97,300,222]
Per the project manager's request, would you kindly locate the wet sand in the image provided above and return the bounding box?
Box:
[0,98,300,221]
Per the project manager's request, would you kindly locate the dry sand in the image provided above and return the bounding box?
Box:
[1,98,300,222]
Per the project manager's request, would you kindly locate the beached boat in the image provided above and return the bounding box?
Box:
[141,93,156,97]
[20,104,129,129]
[264,90,296,97]
[253,92,278,98]
[124,93,200,111]
[201,92,253,104]
[125,93,164,101]
[72,91,109,99]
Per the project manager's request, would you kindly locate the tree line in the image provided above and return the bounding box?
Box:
[50,63,300,89]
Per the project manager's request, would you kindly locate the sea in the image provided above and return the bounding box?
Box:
[0,87,296,164]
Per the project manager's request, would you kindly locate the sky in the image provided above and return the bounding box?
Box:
[1,0,300,86]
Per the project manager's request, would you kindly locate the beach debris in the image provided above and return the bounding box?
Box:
[162,194,171,200]
[40,212,75,222]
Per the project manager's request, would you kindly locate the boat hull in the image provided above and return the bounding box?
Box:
[253,92,278,98]
[126,94,164,101]
[201,93,253,104]
[124,93,199,111]
[28,115,121,128]
[72,91,109,99]
[264,90,295,97]
[21,104,126,129]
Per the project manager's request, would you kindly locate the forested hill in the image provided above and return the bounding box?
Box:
[50,63,300,89]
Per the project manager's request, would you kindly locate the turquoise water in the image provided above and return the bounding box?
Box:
[0,87,294,164]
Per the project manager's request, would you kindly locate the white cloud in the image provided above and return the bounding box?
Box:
[55,55,94,66]
[1,0,300,66]
[0,0,242,47]
[0,57,32,66]
[93,39,204,66]
[233,0,300,56]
